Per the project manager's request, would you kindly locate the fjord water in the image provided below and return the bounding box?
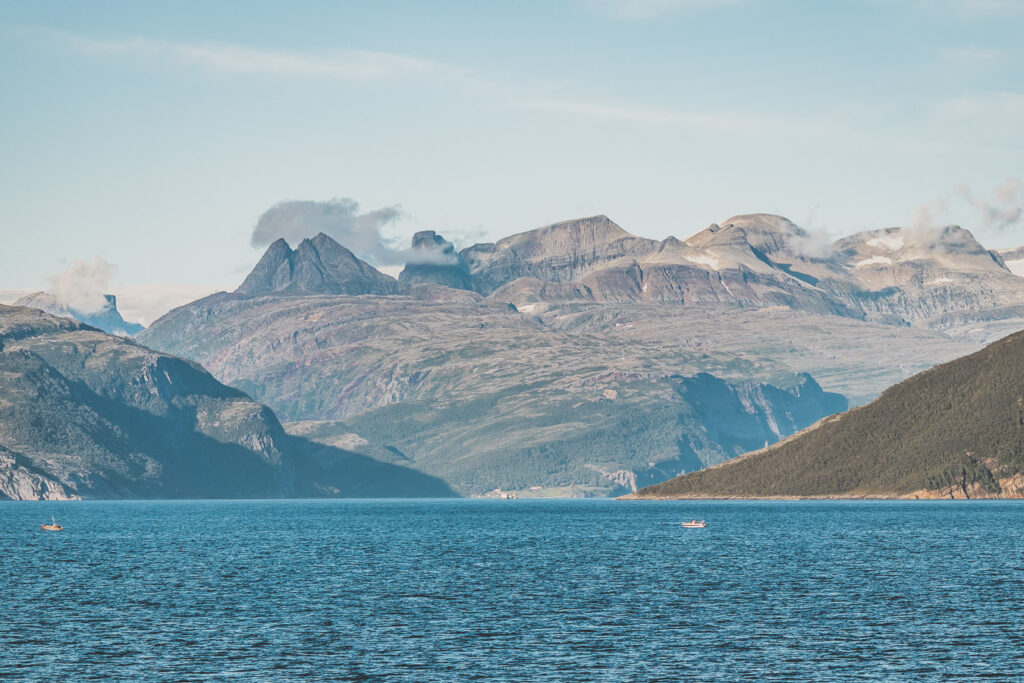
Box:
[2,501,1023,681]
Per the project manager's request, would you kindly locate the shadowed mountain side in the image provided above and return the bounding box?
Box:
[627,330,1024,500]
[0,304,453,500]
[343,371,845,495]
[287,435,455,498]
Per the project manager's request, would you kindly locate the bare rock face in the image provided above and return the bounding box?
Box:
[237,233,405,296]
[459,213,1024,333]
[0,445,79,500]
[14,291,143,336]
[460,215,659,295]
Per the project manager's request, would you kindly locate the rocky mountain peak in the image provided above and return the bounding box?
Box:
[686,214,806,256]
[411,230,456,256]
[13,291,143,337]
[834,225,1005,275]
[399,230,471,290]
[236,234,404,296]
[493,215,630,258]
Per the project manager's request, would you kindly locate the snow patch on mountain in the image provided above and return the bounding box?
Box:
[1004,259,1024,277]
[685,254,721,270]
[855,255,894,268]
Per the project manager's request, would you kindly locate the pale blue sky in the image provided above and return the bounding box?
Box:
[1,0,1022,292]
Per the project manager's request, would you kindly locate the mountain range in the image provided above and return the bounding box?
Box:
[0,304,453,500]
[401,213,1024,334]
[132,212,1024,496]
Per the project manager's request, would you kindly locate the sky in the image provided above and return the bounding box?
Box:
[1,0,1023,307]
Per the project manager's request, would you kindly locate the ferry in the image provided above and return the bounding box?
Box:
[681,520,706,528]
[40,517,62,531]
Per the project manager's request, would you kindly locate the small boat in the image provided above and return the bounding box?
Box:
[40,517,62,531]
[681,519,706,528]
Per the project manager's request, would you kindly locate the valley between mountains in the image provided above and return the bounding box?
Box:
[9,212,1024,499]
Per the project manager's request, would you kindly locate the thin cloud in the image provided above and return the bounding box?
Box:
[21,25,777,135]
[517,97,765,133]
[20,27,461,82]
[45,255,116,315]
[911,179,1024,235]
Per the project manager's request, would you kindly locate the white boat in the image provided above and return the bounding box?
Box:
[681,519,706,528]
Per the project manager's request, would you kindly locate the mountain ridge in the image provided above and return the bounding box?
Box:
[134,212,1024,496]
[0,304,454,500]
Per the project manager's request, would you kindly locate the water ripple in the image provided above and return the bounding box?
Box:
[2,499,1024,680]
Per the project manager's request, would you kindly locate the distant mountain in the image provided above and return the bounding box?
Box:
[457,214,1024,330]
[0,304,453,500]
[398,230,472,290]
[14,291,144,336]
[137,216,1024,496]
[138,289,849,496]
[237,233,405,296]
[626,330,1024,499]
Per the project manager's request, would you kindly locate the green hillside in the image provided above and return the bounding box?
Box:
[629,330,1024,499]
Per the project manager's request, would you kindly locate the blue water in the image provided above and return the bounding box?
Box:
[2,500,1024,681]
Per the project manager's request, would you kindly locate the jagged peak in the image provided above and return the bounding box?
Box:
[237,232,402,296]
[409,230,457,259]
[305,232,343,249]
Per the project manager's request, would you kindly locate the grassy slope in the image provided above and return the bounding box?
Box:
[631,330,1024,498]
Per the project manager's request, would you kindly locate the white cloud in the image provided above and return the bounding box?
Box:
[250,197,457,267]
[46,255,115,315]
[911,178,1024,235]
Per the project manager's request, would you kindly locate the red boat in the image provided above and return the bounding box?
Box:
[40,517,62,531]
